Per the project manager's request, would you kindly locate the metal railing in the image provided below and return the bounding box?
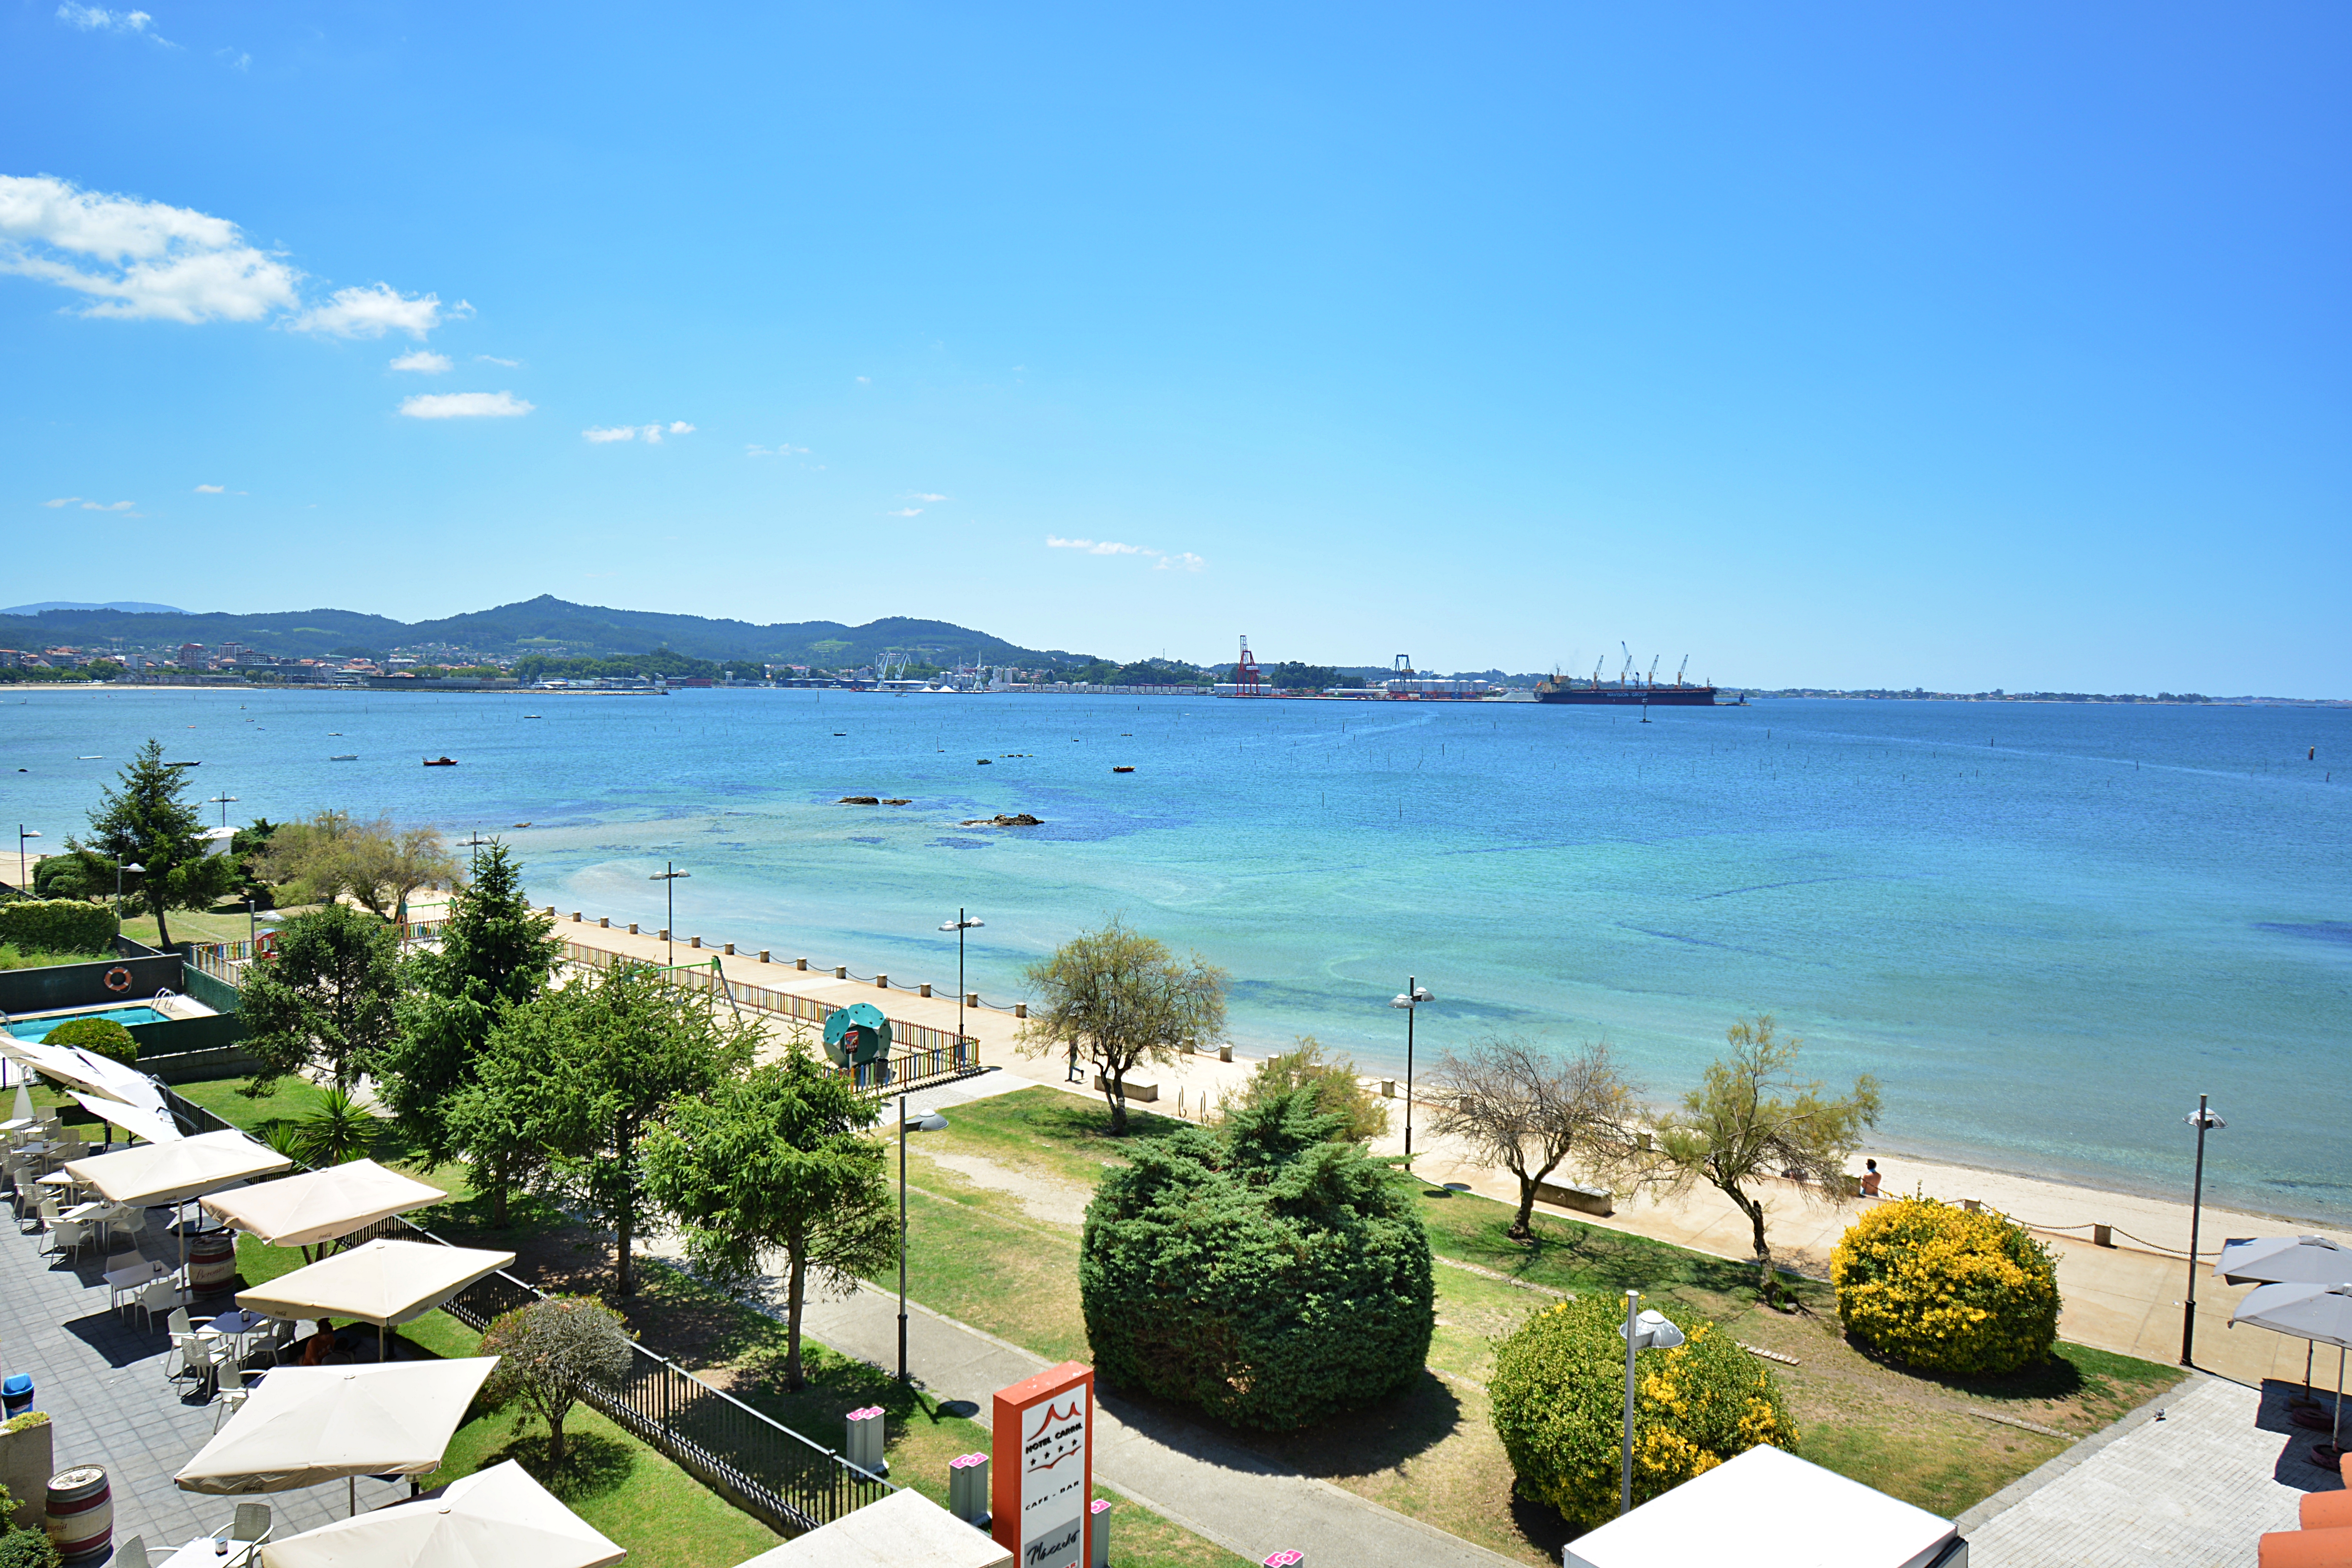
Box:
[155,1085,895,1536]
[188,918,448,987]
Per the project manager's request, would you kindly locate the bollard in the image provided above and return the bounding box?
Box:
[691,936,702,949]
[947,1452,990,1523]
[965,992,980,1008]
[844,1406,887,1474]
[598,917,609,928]
[796,957,809,970]
[570,911,581,922]
[1962,1198,1981,1213]
[1381,1079,1395,1098]
[919,984,932,998]
[724,943,735,955]
[2093,1223,2114,1248]
[759,950,771,964]
[876,974,889,989]
[1014,1003,1027,1019]
[1090,1499,1111,1568]
[835,966,848,979]
[1219,1044,1232,1063]
[628,923,638,934]
[659,929,670,942]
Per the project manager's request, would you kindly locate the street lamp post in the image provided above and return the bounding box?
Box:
[936,910,985,1054]
[1389,977,1433,1163]
[1618,1290,1687,1516]
[2180,1093,2226,1366]
[116,861,144,922]
[16,826,39,889]
[906,909,987,1384]
[648,862,689,967]
[205,793,239,830]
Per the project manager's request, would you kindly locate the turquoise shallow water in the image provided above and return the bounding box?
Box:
[5,686,2347,1222]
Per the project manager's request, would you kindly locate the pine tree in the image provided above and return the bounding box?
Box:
[76,737,231,948]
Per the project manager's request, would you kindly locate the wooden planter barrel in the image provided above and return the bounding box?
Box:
[45,1465,111,1561]
[188,1231,238,1293]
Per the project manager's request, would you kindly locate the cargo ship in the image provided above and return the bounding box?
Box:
[1535,652,1722,706]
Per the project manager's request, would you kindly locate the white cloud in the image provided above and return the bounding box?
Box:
[56,5,173,44]
[584,421,692,444]
[291,282,460,340]
[667,421,694,435]
[1047,535,1148,556]
[0,173,298,323]
[42,496,79,507]
[193,483,224,493]
[400,391,532,419]
[907,492,948,502]
[746,442,809,458]
[217,47,249,69]
[476,354,520,367]
[389,349,450,374]
[582,426,636,443]
[885,507,923,517]
[854,375,870,385]
[1155,551,1206,572]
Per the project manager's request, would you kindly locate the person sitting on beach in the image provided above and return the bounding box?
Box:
[1859,1159,1882,1198]
[298,1319,343,1366]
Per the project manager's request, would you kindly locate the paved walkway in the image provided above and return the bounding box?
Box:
[797,1281,1521,1568]
[0,1201,383,1561]
[1960,1374,2342,1566]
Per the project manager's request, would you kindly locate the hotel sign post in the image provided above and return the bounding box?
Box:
[993,1362,1093,1568]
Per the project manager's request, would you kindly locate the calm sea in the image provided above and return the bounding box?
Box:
[5,685,2346,1223]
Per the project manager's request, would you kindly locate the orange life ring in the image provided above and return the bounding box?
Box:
[103,965,133,993]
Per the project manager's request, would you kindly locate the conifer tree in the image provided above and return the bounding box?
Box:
[75,737,232,947]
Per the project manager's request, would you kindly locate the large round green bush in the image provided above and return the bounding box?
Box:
[1832,1196,2059,1376]
[1490,1295,1796,1529]
[1079,1089,1434,1430]
[41,1015,138,1065]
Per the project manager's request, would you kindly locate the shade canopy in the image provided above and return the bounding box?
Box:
[2,1038,177,1128]
[2232,1281,2352,1352]
[256,1460,624,1568]
[236,1238,517,1329]
[2217,1236,2352,1288]
[64,1127,291,1206]
[203,1160,448,1248]
[1562,1444,1958,1568]
[175,1357,499,1493]
[67,1088,182,1147]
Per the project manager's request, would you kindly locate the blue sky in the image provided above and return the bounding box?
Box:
[4,2,2345,693]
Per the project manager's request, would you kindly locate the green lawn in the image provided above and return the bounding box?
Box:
[882,1085,2186,1565]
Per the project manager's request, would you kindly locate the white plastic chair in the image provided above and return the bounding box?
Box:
[216,1502,271,1563]
[44,1217,91,1258]
[212,1360,254,1429]
[137,1276,188,1332]
[114,1536,149,1568]
[106,1204,147,1249]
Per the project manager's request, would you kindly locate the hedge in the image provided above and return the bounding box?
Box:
[1831,1196,2059,1376]
[40,1016,138,1064]
[0,898,117,957]
[1079,1088,1434,1430]
[1490,1295,1796,1529]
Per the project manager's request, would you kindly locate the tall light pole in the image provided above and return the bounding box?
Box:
[1618,1290,1686,1516]
[648,862,689,967]
[16,826,39,890]
[1389,977,1433,1163]
[898,1087,910,1384]
[116,861,144,922]
[936,910,985,1053]
[205,793,239,829]
[2181,1093,2225,1366]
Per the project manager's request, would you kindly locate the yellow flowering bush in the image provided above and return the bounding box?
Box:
[1832,1196,2059,1376]
[1489,1295,1797,1529]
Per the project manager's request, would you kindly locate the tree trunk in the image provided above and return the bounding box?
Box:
[1105,1062,1128,1135]
[547,1405,567,1465]
[616,1203,634,1297]
[784,1248,808,1391]
[1512,1179,1538,1239]
[614,1113,636,1297]
[153,892,172,950]
[1725,1182,1776,1299]
[490,1169,509,1228]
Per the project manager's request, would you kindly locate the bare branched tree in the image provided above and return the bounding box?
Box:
[1426,1038,1640,1239]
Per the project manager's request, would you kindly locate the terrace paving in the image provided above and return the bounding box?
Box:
[0,1204,390,1560]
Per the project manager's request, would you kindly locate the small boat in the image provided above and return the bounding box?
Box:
[422,756,458,766]
[166,760,199,767]
[524,714,542,719]
[330,754,358,762]
[1112,766,1135,773]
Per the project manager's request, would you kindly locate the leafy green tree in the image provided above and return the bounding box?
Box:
[1018,918,1227,1133]
[1490,1295,1795,1528]
[1655,1016,1882,1301]
[74,738,234,948]
[643,1048,896,1388]
[478,1296,634,1466]
[442,1040,559,1229]
[257,810,458,919]
[40,1016,137,1064]
[237,904,404,1093]
[1427,1038,1639,1240]
[468,963,757,1294]
[1080,1088,1435,1429]
[1227,1036,1389,1142]
[382,842,560,1166]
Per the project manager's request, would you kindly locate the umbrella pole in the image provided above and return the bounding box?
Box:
[350,1475,356,1517]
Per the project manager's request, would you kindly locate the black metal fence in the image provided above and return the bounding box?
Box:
[158,1086,894,1536]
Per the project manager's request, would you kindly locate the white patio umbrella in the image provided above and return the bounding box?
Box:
[65,1088,182,1147]
[235,1238,517,1361]
[2231,1280,2352,1465]
[2219,1236,2352,1403]
[175,1357,500,1514]
[202,1160,447,1250]
[255,1459,624,1568]
[66,1128,295,1280]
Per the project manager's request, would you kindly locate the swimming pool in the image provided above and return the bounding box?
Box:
[5,1005,171,1041]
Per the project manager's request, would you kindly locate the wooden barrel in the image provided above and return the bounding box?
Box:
[188,1231,238,1293]
[44,1465,110,1561]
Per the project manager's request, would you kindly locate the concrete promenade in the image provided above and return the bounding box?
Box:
[537,908,2349,1391]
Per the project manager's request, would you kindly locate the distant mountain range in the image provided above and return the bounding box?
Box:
[0,594,1093,669]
